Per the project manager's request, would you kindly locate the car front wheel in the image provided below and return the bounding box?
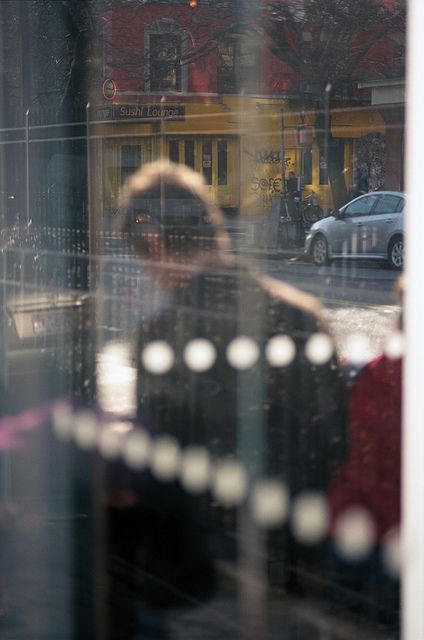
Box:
[311,235,330,266]
[388,235,404,270]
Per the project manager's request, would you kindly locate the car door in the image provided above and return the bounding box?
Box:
[328,194,376,256]
[364,193,405,257]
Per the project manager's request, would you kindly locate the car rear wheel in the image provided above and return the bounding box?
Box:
[311,235,330,266]
[388,235,404,270]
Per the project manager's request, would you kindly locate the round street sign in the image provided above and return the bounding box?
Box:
[102,78,117,100]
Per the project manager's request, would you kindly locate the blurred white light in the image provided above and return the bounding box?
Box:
[382,527,402,577]
[74,411,99,450]
[305,333,334,365]
[96,341,137,415]
[52,402,74,441]
[98,422,127,460]
[180,446,211,493]
[291,491,329,544]
[226,336,259,370]
[384,331,405,360]
[151,436,181,481]
[123,429,151,470]
[265,335,296,367]
[334,506,376,561]
[344,334,372,366]
[250,480,289,528]
[141,341,175,375]
[212,459,248,507]
[183,339,217,372]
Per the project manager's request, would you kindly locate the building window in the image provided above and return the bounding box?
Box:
[303,146,312,185]
[238,39,259,93]
[169,139,179,164]
[217,42,236,94]
[150,34,181,92]
[121,145,141,185]
[217,38,259,94]
[202,140,212,185]
[218,140,228,185]
[145,19,188,93]
[184,140,195,169]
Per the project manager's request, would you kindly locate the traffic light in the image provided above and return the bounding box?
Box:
[189,0,197,7]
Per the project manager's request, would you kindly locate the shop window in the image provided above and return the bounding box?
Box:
[303,146,312,185]
[202,140,212,185]
[184,140,195,169]
[121,145,141,185]
[169,139,179,164]
[218,140,228,185]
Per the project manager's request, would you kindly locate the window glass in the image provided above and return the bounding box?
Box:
[0,1,408,638]
[202,139,212,185]
[169,139,179,164]
[121,145,141,185]
[150,33,181,92]
[184,140,195,170]
[303,146,313,185]
[217,42,236,94]
[217,140,228,185]
[344,195,376,217]
[372,194,404,214]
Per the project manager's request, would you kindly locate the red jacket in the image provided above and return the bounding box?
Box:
[330,354,402,541]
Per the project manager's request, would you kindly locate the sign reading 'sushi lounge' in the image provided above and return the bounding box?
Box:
[101,104,185,121]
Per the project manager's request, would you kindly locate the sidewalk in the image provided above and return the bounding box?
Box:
[225,218,308,262]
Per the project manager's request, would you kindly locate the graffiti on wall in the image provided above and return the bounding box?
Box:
[245,148,293,166]
[243,146,296,211]
[354,134,386,192]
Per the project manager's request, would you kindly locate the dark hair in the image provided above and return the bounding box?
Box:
[119,160,229,256]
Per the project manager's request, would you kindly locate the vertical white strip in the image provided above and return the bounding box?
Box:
[404,2,424,638]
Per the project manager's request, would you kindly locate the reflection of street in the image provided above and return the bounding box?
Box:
[325,303,399,361]
[260,258,400,359]
[262,258,399,304]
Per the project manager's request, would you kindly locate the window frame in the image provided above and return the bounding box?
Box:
[144,19,189,93]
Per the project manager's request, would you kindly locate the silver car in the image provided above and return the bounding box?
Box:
[305,191,405,270]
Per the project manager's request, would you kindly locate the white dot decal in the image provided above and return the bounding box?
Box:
[344,334,372,366]
[226,336,260,370]
[98,422,129,459]
[142,341,175,375]
[74,411,98,450]
[384,331,405,360]
[334,506,376,561]
[212,460,248,507]
[180,446,211,493]
[123,429,151,470]
[151,436,181,482]
[265,335,296,367]
[291,491,329,544]
[96,340,136,416]
[183,339,217,372]
[250,480,289,528]
[52,403,74,441]
[382,527,401,577]
[305,333,334,365]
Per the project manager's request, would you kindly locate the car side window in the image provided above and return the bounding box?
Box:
[371,195,403,215]
[343,195,375,217]
[397,197,406,212]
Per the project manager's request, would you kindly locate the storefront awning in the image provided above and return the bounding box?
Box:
[331,109,386,138]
